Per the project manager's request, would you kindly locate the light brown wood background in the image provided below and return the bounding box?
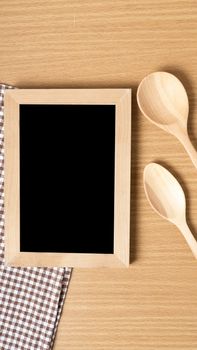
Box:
[1,1,197,349]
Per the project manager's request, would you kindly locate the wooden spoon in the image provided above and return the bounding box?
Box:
[137,72,197,169]
[144,163,197,258]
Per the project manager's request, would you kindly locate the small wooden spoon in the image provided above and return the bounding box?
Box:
[144,163,197,258]
[137,72,197,169]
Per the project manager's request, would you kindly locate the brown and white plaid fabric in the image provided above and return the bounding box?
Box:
[0,84,72,350]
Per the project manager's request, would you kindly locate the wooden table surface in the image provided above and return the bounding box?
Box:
[1,1,197,349]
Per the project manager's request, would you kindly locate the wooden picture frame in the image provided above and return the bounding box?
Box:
[4,88,131,268]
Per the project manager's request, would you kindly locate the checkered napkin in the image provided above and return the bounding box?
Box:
[0,84,72,350]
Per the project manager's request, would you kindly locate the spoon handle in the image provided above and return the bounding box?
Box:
[181,134,197,169]
[178,221,197,259]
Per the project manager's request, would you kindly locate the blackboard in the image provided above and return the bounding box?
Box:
[20,104,115,254]
[4,89,131,267]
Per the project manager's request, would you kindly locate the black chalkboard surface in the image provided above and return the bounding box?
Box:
[20,104,115,254]
[4,88,131,267]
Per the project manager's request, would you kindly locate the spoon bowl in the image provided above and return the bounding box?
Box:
[144,163,197,258]
[137,72,197,169]
[144,163,185,223]
[137,71,189,129]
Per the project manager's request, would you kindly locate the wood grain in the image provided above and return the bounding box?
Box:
[1,0,197,349]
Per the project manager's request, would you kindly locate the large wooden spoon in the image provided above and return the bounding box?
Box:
[144,163,197,258]
[137,72,197,169]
